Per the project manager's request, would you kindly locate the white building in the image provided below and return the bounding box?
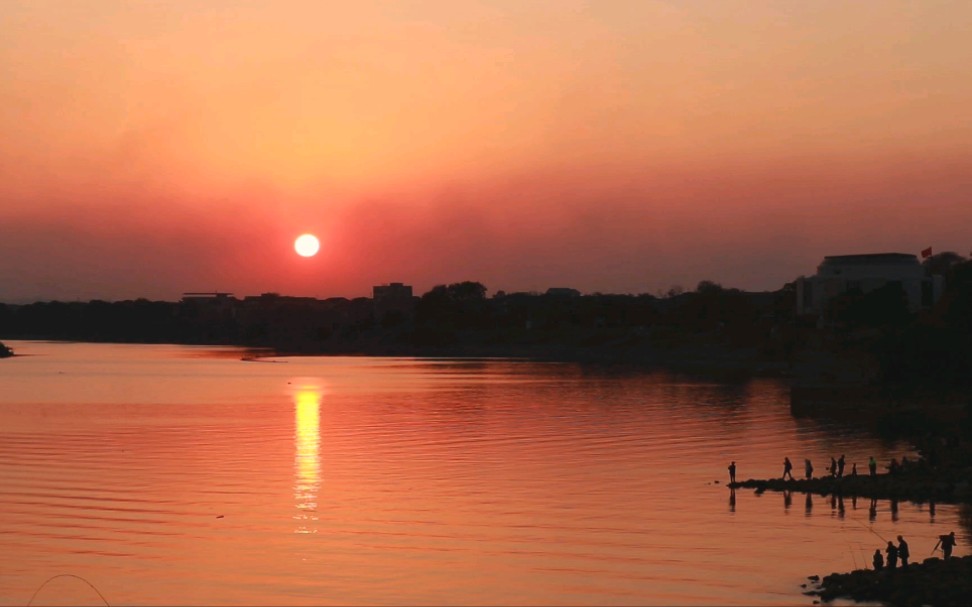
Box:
[795,253,943,316]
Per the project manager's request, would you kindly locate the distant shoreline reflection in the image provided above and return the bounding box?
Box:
[293,379,322,533]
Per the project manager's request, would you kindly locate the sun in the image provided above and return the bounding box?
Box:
[294,234,320,257]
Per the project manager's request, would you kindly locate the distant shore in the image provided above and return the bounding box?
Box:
[268,340,796,379]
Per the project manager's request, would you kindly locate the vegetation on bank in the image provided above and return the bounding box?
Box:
[0,280,794,367]
[0,253,969,388]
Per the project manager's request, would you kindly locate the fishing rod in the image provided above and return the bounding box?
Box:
[27,574,110,607]
[843,510,889,543]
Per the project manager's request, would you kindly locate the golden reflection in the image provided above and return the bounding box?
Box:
[292,379,322,533]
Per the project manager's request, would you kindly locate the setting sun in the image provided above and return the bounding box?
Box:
[294,234,320,257]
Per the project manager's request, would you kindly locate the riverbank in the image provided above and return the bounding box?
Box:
[269,339,795,379]
[0,341,12,358]
[807,555,972,605]
[729,467,972,505]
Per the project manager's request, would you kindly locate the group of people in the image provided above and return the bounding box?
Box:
[776,454,882,481]
[728,456,875,484]
[872,536,910,570]
[726,459,960,572]
[871,532,957,571]
[727,454,913,485]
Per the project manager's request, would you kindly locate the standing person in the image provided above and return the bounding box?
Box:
[728,461,736,484]
[851,463,858,477]
[837,454,846,478]
[897,535,910,568]
[830,456,838,478]
[888,458,900,475]
[805,458,814,480]
[783,457,794,480]
[885,541,899,570]
[868,456,877,477]
[934,531,957,559]
[872,549,884,571]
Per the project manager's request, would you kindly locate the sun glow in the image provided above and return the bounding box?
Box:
[294,234,320,257]
[293,380,322,533]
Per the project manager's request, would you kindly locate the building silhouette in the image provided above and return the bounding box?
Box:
[795,253,943,316]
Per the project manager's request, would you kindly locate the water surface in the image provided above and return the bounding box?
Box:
[0,341,962,605]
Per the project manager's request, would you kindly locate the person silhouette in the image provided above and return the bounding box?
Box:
[934,531,957,559]
[837,454,846,478]
[728,461,736,484]
[783,457,794,480]
[885,541,898,570]
[851,462,857,477]
[897,535,909,568]
[872,549,884,571]
[805,458,814,479]
[888,458,900,476]
[868,455,877,477]
[829,456,838,478]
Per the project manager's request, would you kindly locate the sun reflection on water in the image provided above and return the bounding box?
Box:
[292,379,322,533]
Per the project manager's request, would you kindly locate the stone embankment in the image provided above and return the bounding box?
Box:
[806,556,972,606]
[728,469,972,504]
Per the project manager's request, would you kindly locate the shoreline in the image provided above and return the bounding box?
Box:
[729,468,972,505]
[807,555,972,605]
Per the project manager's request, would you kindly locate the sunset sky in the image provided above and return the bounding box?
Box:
[2,0,970,302]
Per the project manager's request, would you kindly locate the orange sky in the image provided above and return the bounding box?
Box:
[1,0,971,301]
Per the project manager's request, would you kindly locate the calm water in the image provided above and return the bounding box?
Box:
[0,340,964,606]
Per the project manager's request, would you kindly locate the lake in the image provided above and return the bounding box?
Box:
[0,340,963,605]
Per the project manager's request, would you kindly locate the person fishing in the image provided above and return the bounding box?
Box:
[783,457,794,480]
[728,461,736,484]
[934,531,957,559]
[872,548,884,571]
[897,535,910,568]
[885,541,898,570]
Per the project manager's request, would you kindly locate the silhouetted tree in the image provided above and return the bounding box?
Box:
[923,251,967,278]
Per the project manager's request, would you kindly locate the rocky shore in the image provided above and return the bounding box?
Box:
[0,341,12,358]
[731,459,972,605]
[806,556,972,606]
[728,468,972,504]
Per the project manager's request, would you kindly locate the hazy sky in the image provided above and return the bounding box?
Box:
[2,0,970,302]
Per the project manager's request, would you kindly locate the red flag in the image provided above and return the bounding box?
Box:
[921,247,932,259]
